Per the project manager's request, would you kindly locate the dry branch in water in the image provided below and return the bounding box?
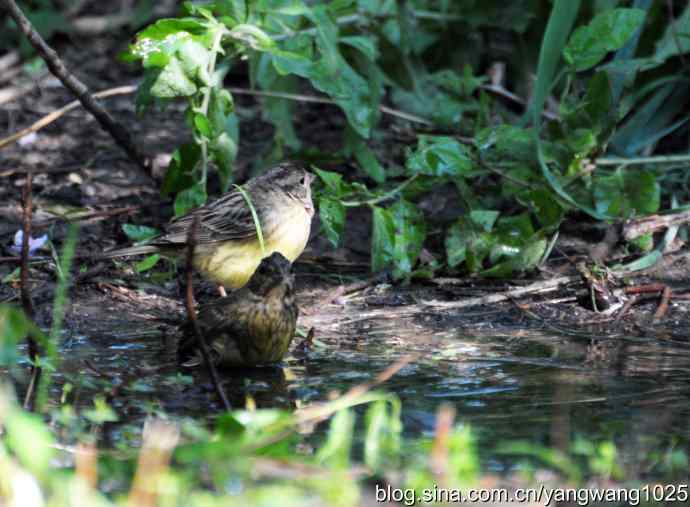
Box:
[185,216,232,411]
[19,172,41,411]
[1,0,150,174]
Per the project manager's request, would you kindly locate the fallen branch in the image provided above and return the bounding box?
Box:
[623,210,690,241]
[185,216,231,411]
[1,0,150,173]
[422,275,578,310]
[0,85,137,150]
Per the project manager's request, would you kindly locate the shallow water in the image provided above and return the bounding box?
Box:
[8,292,690,481]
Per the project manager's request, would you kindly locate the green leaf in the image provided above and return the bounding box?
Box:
[476,125,536,163]
[175,182,207,216]
[193,113,212,138]
[135,254,161,273]
[563,8,646,71]
[340,35,378,61]
[131,18,207,44]
[520,189,565,230]
[406,136,473,177]
[229,23,276,51]
[319,197,346,247]
[162,143,201,196]
[177,39,211,85]
[371,206,395,272]
[625,170,660,215]
[122,224,159,243]
[390,200,426,276]
[315,169,345,195]
[150,57,197,98]
[346,129,385,183]
[211,131,238,192]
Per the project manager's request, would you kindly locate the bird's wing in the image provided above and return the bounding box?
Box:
[157,189,260,245]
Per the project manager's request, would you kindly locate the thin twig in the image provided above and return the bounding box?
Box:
[0,85,137,150]
[228,86,433,126]
[653,286,673,322]
[185,216,231,411]
[1,0,150,173]
[20,171,40,411]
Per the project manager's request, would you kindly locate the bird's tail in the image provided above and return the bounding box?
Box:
[97,244,161,259]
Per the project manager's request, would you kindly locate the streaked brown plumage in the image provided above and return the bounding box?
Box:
[178,252,298,367]
[101,162,314,289]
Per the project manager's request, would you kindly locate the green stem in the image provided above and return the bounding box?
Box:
[196,25,226,185]
[595,154,690,166]
[341,174,418,208]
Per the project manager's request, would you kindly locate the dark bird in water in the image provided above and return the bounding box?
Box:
[178,252,298,367]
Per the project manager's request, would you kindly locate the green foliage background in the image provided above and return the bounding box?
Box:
[118,0,690,280]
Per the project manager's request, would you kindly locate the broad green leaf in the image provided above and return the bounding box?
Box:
[211,130,238,192]
[520,189,565,230]
[406,136,472,177]
[175,182,207,216]
[132,18,207,43]
[584,72,615,136]
[135,254,161,273]
[345,129,385,183]
[194,113,212,138]
[476,125,536,162]
[371,206,395,272]
[593,173,624,216]
[177,39,211,85]
[340,35,378,61]
[315,169,345,195]
[162,143,201,195]
[229,24,276,51]
[625,170,659,214]
[319,197,346,247]
[563,8,646,71]
[122,224,159,242]
[390,200,426,276]
[468,210,499,232]
[150,57,197,98]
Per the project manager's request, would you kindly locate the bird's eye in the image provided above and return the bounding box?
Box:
[299,176,306,185]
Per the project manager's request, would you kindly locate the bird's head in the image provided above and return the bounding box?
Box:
[247,251,295,297]
[252,162,315,217]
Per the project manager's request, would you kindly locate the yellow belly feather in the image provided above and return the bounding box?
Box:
[195,205,310,288]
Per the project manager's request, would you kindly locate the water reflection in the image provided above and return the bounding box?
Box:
[5,296,690,481]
